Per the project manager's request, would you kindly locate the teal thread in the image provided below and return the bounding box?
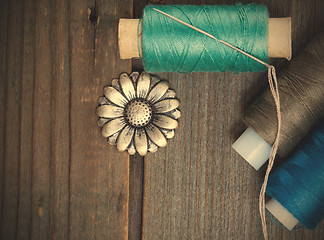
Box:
[141,4,268,73]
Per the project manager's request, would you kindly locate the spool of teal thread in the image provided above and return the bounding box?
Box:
[266,121,324,230]
[141,4,269,73]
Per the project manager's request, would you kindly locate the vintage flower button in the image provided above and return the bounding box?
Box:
[96,72,180,156]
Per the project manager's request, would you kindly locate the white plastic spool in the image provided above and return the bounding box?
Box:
[232,127,272,170]
[266,198,299,230]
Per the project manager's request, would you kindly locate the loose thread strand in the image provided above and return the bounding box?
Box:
[259,67,281,240]
[153,9,281,240]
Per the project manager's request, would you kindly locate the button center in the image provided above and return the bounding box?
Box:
[125,99,152,127]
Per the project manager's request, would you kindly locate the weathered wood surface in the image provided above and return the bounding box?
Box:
[142,0,324,240]
[1,0,324,240]
[0,0,132,239]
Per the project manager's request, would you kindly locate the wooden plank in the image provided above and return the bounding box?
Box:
[0,0,321,239]
[96,0,132,238]
[142,1,324,240]
[68,0,132,239]
[290,0,324,56]
[0,0,134,238]
[128,2,147,240]
[16,0,36,239]
[0,0,9,228]
[50,0,71,239]
[0,0,24,239]
[128,154,144,240]
[30,0,53,238]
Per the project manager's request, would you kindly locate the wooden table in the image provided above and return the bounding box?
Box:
[0,0,323,239]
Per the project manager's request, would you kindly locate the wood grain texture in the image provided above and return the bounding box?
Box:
[1,0,24,239]
[0,0,133,239]
[1,0,324,239]
[128,154,144,240]
[17,0,35,239]
[0,0,9,236]
[68,0,132,239]
[142,0,324,240]
[31,0,53,238]
[128,3,147,240]
[51,0,71,239]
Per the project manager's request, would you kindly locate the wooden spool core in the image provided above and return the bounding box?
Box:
[118,18,291,60]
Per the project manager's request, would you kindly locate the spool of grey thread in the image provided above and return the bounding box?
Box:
[233,31,324,170]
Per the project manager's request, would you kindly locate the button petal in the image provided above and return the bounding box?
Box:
[148,139,158,153]
[153,115,178,130]
[160,129,175,139]
[104,86,128,107]
[96,105,124,118]
[108,131,119,145]
[117,125,135,152]
[128,142,136,155]
[154,99,179,113]
[146,124,167,147]
[97,118,109,127]
[120,73,136,101]
[98,96,109,105]
[147,81,169,104]
[101,118,126,138]
[137,72,151,99]
[169,109,181,119]
[164,89,176,98]
[135,128,148,156]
